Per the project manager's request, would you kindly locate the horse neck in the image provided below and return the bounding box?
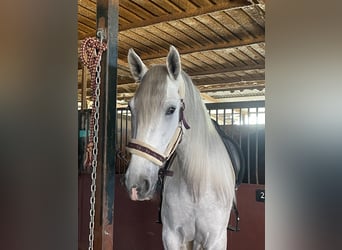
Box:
[174,79,214,192]
[173,74,235,202]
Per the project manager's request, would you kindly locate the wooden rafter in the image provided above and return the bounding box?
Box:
[79,0,253,39]
[77,0,266,105]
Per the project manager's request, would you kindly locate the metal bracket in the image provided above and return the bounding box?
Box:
[97,28,107,43]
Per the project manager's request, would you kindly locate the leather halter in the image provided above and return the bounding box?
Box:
[126,82,190,168]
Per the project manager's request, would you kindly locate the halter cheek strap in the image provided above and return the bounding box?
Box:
[179,100,190,130]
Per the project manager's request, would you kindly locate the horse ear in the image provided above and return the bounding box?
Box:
[127,48,148,83]
[166,45,181,80]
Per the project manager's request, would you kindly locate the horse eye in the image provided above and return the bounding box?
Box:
[166,106,176,115]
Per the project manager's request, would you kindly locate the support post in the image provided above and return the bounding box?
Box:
[94,0,119,249]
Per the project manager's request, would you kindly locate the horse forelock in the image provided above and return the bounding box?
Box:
[134,65,169,124]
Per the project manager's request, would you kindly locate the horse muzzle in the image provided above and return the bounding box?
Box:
[125,174,154,201]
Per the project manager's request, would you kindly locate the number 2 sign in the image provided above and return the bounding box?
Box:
[256,189,265,202]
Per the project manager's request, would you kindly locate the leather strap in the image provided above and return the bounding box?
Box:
[126,139,166,166]
[126,124,183,167]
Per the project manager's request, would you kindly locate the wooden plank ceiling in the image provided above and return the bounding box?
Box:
[78,0,265,107]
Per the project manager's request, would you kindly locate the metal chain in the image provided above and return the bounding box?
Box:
[81,31,106,250]
[88,54,101,250]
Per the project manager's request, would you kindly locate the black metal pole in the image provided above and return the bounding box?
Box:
[95,0,119,249]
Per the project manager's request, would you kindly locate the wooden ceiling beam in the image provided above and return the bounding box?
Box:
[188,63,264,77]
[103,40,265,73]
[119,0,252,31]
[139,38,265,61]
[81,79,265,98]
[79,0,252,39]
[201,85,265,93]
[116,92,135,102]
[117,83,137,93]
[200,93,219,103]
[197,80,265,92]
[115,86,265,102]
[116,65,265,85]
[193,75,265,86]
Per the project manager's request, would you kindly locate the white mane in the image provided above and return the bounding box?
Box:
[177,71,236,203]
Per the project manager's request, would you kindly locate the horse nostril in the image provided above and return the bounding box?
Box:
[129,179,151,200]
[136,179,150,195]
[143,179,150,192]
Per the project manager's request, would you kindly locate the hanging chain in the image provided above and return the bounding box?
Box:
[88,52,101,250]
[79,31,107,250]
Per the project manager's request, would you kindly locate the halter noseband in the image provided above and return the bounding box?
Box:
[126,82,190,168]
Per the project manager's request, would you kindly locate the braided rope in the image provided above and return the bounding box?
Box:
[79,37,107,170]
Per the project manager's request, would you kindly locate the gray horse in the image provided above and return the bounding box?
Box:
[125,46,236,249]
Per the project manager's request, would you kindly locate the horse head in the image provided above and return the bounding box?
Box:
[124,46,187,201]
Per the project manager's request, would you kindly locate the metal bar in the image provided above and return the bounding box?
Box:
[232,109,235,125]
[223,109,226,126]
[255,108,259,184]
[239,108,242,125]
[124,109,129,174]
[120,110,124,173]
[205,100,265,110]
[238,108,242,143]
[94,0,119,249]
[117,110,121,173]
[215,108,218,123]
[120,110,123,152]
[247,108,251,184]
[125,109,129,166]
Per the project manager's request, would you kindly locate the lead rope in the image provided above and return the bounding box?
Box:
[79,31,107,250]
[80,36,107,171]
